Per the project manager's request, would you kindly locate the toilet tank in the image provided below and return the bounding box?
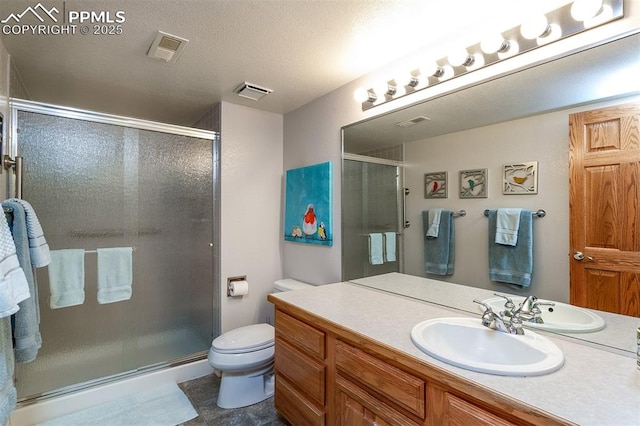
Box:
[273,278,313,293]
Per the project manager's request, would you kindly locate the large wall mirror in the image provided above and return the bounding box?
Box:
[342,31,640,355]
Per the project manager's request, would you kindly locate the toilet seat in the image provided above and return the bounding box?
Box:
[211,323,274,354]
[208,345,274,371]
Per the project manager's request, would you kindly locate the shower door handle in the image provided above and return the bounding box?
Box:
[403,187,410,228]
[3,155,23,199]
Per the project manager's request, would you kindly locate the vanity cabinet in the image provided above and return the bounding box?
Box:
[274,310,326,426]
[271,303,569,426]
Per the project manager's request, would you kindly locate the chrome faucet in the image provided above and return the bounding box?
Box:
[494,293,555,325]
[473,299,524,335]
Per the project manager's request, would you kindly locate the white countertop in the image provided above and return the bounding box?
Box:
[270,279,640,426]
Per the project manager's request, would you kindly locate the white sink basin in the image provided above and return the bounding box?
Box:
[411,317,564,376]
[480,297,605,333]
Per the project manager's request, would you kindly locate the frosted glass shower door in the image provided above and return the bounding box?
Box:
[13,110,216,399]
[342,160,402,281]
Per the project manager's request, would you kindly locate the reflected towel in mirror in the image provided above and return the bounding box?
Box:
[368,234,384,265]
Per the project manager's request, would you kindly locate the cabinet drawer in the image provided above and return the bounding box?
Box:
[446,393,515,426]
[337,374,420,426]
[275,310,325,359]
[335,339,425,418]
[276,375,325,426]
[276,337,325,405]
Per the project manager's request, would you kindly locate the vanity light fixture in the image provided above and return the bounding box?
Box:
[354,0,623,111]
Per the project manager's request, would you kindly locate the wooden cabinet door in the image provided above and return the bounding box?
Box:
[569,102,640,316]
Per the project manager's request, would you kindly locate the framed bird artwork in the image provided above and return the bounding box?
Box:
[503,161,538,194]
[424,171,448,198]
[284,161,333,246]
[459,168,487,198]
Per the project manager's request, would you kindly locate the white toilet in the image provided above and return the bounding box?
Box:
[207,278,313,409]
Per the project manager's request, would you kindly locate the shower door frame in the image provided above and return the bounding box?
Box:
[6,98,221,404]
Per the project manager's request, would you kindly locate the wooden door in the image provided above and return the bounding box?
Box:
[569,102,640,316]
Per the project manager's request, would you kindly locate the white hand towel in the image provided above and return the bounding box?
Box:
[97,247,133,304]
[0,210,30,318]
[48,249,85,309]
[368,234,383,265]
[384,232,396,262]
[495,208,522,246]
[6,199,51,267]
[426,209,443,238]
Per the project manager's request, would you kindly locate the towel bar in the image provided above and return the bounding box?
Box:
[84,247,136,254]
[452,210,466,217]
[483,209,546,218]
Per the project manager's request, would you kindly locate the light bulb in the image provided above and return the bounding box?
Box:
[498,40,519,59]
[394,69,417,88]
[438,65,455,81]
[419,62,442,79]
[480,34,510,54]
[353,88,374,103]
[536,24,562,45]
[373,81,394,98]
[448,49,474,67]
[466,54,485,71]
[521,15,550,39]
[584,4,613,28]
[571,0,604,21]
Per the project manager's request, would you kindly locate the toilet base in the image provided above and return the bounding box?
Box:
[216,363,275,409]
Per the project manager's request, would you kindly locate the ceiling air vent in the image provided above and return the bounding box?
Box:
[395,116,431,128]
[233,82,273,101]
[147,31,189,63]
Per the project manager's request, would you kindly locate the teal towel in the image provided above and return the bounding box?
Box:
[423,210,455,275]
[368,234,384,265]
[48,249,85,309]
[97,247,133,304]
[488,209,533,286]
[384,232,396,262]
[3,200,42,363]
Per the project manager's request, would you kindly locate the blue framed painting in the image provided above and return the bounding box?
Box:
[284,161,333,246]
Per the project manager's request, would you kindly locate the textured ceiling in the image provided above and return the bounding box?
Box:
[0,0,568,126]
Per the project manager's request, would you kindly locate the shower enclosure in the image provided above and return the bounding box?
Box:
[342,156,404,280]
[6,100,219,402]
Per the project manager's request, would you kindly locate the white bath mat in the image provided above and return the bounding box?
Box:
[39,382,197,426]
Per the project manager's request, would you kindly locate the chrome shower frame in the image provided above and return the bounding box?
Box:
[6,98,221,405]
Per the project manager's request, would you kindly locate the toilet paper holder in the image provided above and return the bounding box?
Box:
[227,275,247,297]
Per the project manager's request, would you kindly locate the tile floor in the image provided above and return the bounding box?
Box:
[178,374,289,426]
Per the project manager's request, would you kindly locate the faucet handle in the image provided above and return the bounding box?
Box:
[473,299,493,313]
[493,293,515,310]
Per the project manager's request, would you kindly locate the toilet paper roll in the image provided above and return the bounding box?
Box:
[229,280,249,296]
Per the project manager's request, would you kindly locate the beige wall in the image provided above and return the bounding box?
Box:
[220,101,284,332]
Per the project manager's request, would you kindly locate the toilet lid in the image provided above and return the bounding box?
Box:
[212,323,275,354]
